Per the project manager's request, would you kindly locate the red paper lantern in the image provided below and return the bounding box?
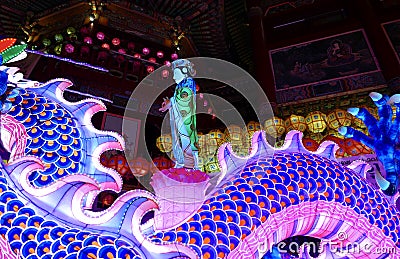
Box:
[97,32,105,40]
[134,53,141,59]
[164,60,171,66]
[147,66,154,73]
[152,156,173,171]
[302,137,319,152]
[65,44,75,53]
[118,48,126,54]
[112,38,120,46]
[171,53,178,60]
[84,36,92,45]
[101,43,110,50]
[157,51,164,58]
[142,47,150,55]
[149,57,156,63]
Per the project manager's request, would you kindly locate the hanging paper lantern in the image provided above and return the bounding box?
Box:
[204,155,220,173]
[107,154,130,176]
[326,109,352,130]
[302,137,319,152]
[97,32,105,40]
[127,42,135,50]
[161,69,169,78]
[42,38,51,47]
[142,47,150,55]
[54,34,63,42]
[54,44,62,55]
[246,121,261,139]
[134,53,141,59]
[64,44,75,53]
[66,27,76,35]
[152,156,174,172]
[112,38,120,46]
[205,130,225,155]
[197,132,206,154]
[83,36,92,45]
[118,48,126,54]
[147,66,154,73]
[149,57,156,63]
[157,51,164,58]
[308,132,324,143]
[264,117,286,138]
[321,135,347,158]
[171,53,178,60]
[101,43,110,50]
[129,157,150,177]
[101,193,115,206]
[305,111,327,133]
[164,60,171,67]
[284,114,307,132]
[156,134,172,153]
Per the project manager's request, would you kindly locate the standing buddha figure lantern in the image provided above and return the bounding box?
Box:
[305,111,327,133]
[326,109,352,130]
[263,117,286,138]
[156,134,173,153]
[284,115,307,132]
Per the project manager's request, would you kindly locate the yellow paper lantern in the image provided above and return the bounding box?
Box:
[204,155,220,173]
[284,115,307,132]
[308,132,324,143]
[352,116,366,129]
[156,134,172,153]
[197,132,206,154]
[224,125,243,143]
[327,129,345,139]
[305,111,327,133]
[246,121,261,139]
[263,117,286,138]
[326,109,352,130]
[391,105,397,120]
[205,129,225,155]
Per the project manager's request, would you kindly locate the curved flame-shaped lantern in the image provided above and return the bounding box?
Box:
[284,114,307,132]
[263,117,286,138]
[326,109,352,130]
[305,111,327,133]
[156,134,172,153]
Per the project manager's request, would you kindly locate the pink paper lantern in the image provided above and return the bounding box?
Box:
[112,38,120,46]
[157,51,164,58]
[142,47,150,55]
[164,60,171,67]
[65,44,75,53]
[149,57,156,63]
[147,66,154,73]
[101,43,110,50]
[84,36,92,45]
[128,42,135,50]
[118,48,126,54]
[96,32,105,40]
[162,69,169,78]
[171,53,178,60]
[134,53,141,59]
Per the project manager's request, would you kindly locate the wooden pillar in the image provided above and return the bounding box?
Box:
[248,5,277,110]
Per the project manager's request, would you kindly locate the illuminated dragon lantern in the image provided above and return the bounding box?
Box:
[0,39,399,259]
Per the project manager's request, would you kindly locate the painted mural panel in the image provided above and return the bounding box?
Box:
[383,19,400,62]
[270,30,380,103]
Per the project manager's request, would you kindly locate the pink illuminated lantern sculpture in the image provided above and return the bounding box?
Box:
[112,38,120,46]
[134,53,141,59]
[149,57,156,63]
[162,69,169,78]
[65,44,75,53]
[164,60,171,67]
[142,47,150,55]
[101,43,110,50]
[171,53,178,60]
[157,51,164,58]
[84,36,92,45]
[127,42,135,50]
[97,32,105,40]
[147,66,154,73]
[118,49,126,54]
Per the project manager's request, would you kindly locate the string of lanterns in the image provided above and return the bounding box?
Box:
[156,107,382,173]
